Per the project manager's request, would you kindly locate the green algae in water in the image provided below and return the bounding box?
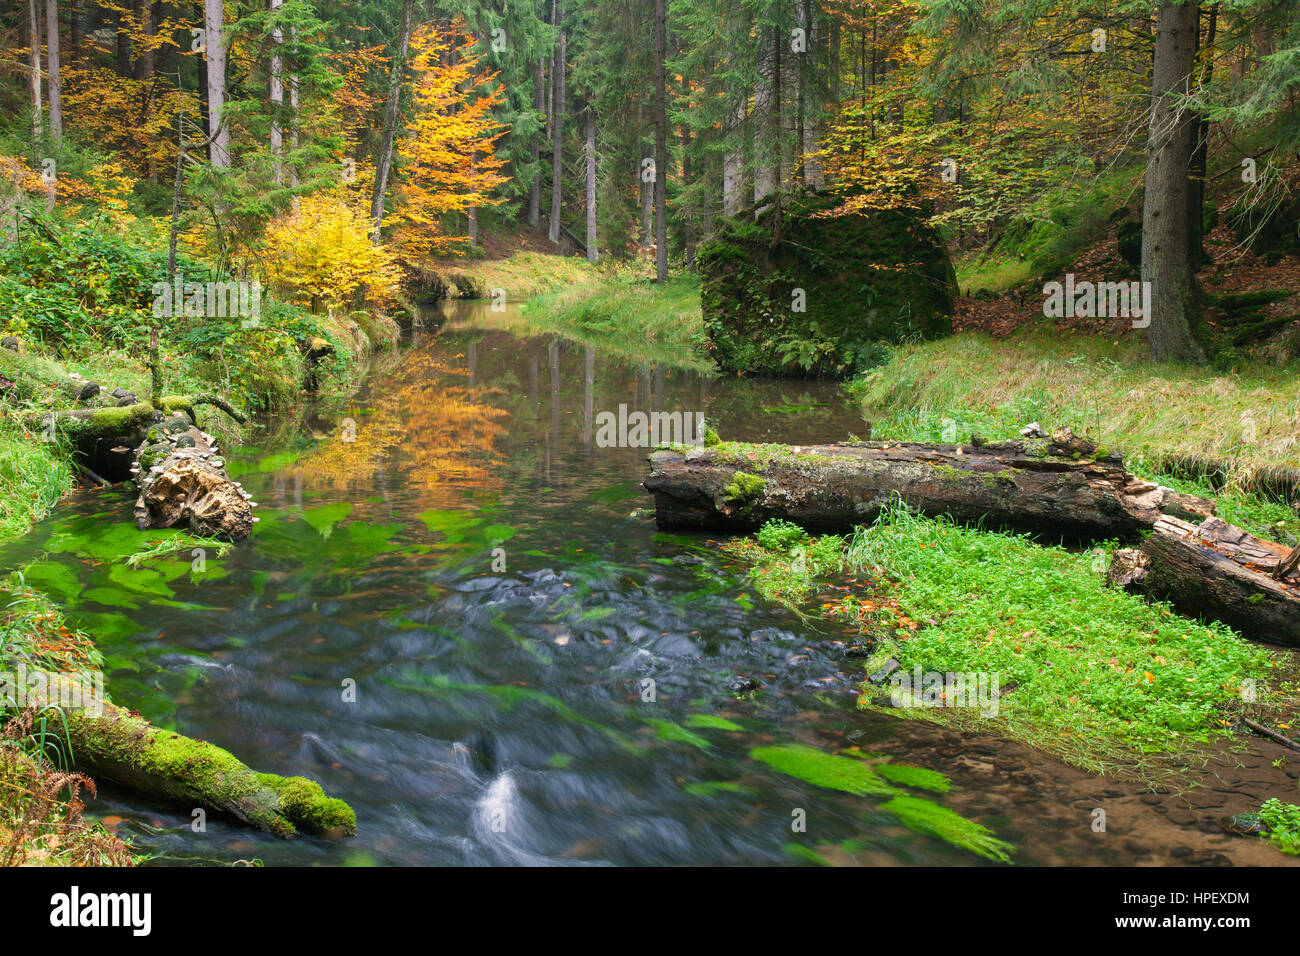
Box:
[684,780,752,797]
[418,508,484,541]
[303,502,353,537]
[752,744,1015,862]
[751,744,896,796]
[880,795,1014,863]
[645,718,711,750]
[875,762,951,793]
[783,843,832,866]
[685,713,744,732]
[590,481,643,504]
[385,671,640,753]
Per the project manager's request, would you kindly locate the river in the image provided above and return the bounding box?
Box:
[1,301,1286,866]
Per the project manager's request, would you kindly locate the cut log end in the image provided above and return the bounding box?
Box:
[1109,515,1300,647]
[132,415,254,540]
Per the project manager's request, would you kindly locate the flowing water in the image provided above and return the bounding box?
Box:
[2,302,1287,867]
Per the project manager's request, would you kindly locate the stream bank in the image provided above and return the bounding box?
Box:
[0,306,398,856]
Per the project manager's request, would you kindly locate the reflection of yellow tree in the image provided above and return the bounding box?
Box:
[292,350,510,509]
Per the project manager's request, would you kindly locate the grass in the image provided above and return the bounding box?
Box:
[0,417,70,546]
[854,326,1300,519]
[720,520,848,608]
[445,250,599,301]
[440,251,708,368]
[840,504,1295,777]
[522,269,707,369]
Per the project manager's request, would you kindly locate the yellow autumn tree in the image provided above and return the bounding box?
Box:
[263,185,399,310]
[392,26,509,258]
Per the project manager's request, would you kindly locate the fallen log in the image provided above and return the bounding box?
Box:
[1109,515,1300,647]
[643,431,1214,542]
[43,680,356,838]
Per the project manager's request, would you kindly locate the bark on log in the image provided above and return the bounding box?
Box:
[644,432,1214,542]
[49,681,355,838]
[1109,515,1300,647]
[130,412,255,539]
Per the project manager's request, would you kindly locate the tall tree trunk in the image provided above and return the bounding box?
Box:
[203,0,229,167]
[585,105,596,262]
[45,0,62,140]
[288,22,299,199]
[754,27,777,210]
[802,1,823,189]
[115,6,131,76]
[269,0,284,185]
[529,59,542,226]
[549,2,566,244]
[679,122,694,265]
[653,0,668,282]
[722,51,743,217]
[1141,1,1205,363]
[1187,2,1217,267]
[370,0,414,237]
[139,0,154,79]
[195,2,209,149]
[641,165,652,247]
[28,0,43,149]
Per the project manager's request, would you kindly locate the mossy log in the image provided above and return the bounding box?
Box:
[29,392,246,483]
[1109,516,1300,647]
[643,431,1214,542]
[60,691,355,838]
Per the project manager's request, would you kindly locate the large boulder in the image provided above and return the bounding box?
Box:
[697,189,956,378]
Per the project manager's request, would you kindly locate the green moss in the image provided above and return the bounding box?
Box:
[698,188,955,378]
[66,701,355,839]
[258,773,358,835]
[879,795,1014,863]
[750,744,897,796]
[722,470,766,507]
[929,463,969,482]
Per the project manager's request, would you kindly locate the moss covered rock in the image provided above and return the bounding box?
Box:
[697,189,955,378]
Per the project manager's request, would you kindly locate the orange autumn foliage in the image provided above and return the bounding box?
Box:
[391,26,509,258]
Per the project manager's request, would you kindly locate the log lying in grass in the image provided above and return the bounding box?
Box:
[1109,516,1300,647]
[644,431,1214,542]
[57,688,355,838]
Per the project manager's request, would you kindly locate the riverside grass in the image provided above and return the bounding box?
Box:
[523,272,707,370]
[841,505,1298,779]
[854,325,1300,483]
[450,252,707,369]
